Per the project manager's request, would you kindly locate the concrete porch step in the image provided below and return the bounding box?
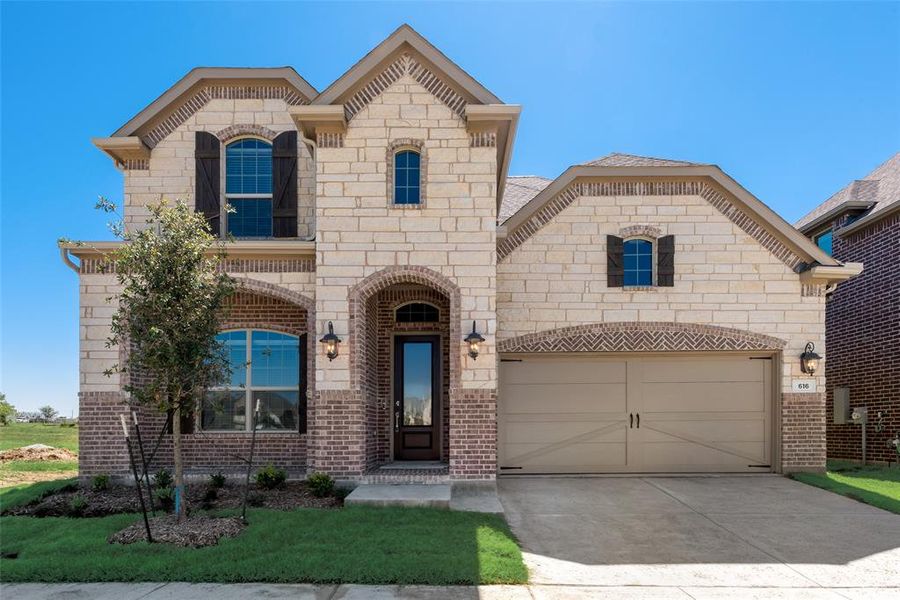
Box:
[344,484,451,509]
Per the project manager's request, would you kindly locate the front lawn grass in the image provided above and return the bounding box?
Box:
[0,478,78,511]
[792,460,900,515]
[0,423,79,452]
[0,504,527,584]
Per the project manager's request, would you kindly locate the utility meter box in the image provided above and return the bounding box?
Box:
[834,387,851,424]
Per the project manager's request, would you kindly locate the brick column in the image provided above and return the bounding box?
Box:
[782,392,827,472]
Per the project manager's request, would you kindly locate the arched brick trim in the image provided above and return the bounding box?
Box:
[620,224,663,239]
[215,124,280,142]
[233,277,314,315]
[344,53,467,122]
[348,266,461,391]
[497,322,787,354]
[497,180,806,270]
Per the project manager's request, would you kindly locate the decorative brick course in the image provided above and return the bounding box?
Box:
[142,85,309,148]
[825,211,899,463]
[498,180,806,270]
[316,132,344,148]
[782,392,827,472]
[215,124,279,142]
[619,224,663,239]
[469,131,497,148]
[122,159,149,171]
[498,322,787,354]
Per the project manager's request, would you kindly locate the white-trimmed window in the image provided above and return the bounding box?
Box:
[225,138,273,238]
[201,329,304,432]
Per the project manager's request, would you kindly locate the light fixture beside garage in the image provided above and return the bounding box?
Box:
[800,342,821,375]
[465,321,485,360]
[320,321,341,362]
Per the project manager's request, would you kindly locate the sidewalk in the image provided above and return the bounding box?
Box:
[4,582,900,599]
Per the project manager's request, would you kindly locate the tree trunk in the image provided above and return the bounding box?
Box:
[173,400,185,522]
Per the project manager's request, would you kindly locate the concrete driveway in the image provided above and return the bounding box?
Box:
[499,475,900,596]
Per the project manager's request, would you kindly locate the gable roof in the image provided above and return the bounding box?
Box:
[498,154,842,270]
[795,152,900,234]
[111,67,318,140]
[583,153,707,167]
[500,176,553,223]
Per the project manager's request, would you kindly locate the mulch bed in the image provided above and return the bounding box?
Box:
[108,515,245,547]
[3,480,341,518]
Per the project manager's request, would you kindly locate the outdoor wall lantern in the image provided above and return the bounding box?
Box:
[800,342,821,375]
[464,321,485,360]
[320,321,341,362]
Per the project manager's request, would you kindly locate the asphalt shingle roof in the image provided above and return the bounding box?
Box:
[499,175,552,224]
[581,152,706,167]
[795,152,900,229]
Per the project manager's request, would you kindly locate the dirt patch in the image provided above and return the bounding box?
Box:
[0,444,78,462]
[109,515,245,547]
[3,480,341,517]
[0,470,77,488]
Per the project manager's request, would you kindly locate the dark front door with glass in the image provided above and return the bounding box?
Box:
[393,335,440,460]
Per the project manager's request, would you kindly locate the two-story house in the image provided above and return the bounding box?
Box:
[796,153,898,464]
[63,25,861,484]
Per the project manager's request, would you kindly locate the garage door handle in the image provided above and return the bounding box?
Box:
[629,413,633,428]
[636,413,640,428]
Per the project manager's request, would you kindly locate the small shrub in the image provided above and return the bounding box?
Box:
[203,487,218,502]
[306,472,335,498]
[209,472,226,489]
[153,468,173,489]
[91,474,110,492]
[68,493,88,517]
[155,486,175,511]
[247,491,266,507]
[255,465,287,490]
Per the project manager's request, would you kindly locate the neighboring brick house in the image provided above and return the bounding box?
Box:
[63,25,861,483]
[796,153,899,464]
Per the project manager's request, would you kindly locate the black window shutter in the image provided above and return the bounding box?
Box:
[298,334,307,434]
[658,235,675,287]
[194,131,220,236]
[607,235,624,287]
[272,131,298,238]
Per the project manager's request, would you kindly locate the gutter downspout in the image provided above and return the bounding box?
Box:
[59,247,80,274]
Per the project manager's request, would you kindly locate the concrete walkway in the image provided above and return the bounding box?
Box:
[499,475,900,595]
[5,582,900,599]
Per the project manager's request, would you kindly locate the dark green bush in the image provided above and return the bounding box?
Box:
[209,472,226,488]
[155,486,175,511]
[90,474,110,492]
[67,493,88,517]
[306,472,335,497]
[255,465,287,490]
[153,468,173,489]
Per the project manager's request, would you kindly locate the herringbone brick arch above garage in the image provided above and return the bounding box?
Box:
[497,322,787,353]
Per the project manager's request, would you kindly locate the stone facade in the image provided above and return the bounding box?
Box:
[74,28,839,481]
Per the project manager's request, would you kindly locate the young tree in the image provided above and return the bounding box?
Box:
[38,405,58,423]
[104,199,234,521]
[0,393,15,425]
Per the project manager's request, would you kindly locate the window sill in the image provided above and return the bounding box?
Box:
[622,285,656,291]
[390,203,425,210]
[196,429,303,435]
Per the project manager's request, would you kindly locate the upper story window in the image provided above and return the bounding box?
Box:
[226,139,273,237]
[393,150,421,205]
[623,239,653,286]
[814,230,833,256]
[396,302,440,323]
[202,329,304,432]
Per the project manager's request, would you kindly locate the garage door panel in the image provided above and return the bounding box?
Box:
[504,441,628,471]
[641,382,765,412]
[503,419,627,445]
[502,360,626,384]
[639,418,766,443]
[642,359,764,383]
[639,441,767,468]
[502,383,626,413]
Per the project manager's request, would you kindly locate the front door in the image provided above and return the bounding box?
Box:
[394,335,440,460]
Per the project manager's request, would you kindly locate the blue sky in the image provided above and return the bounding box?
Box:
[1,1,898,415]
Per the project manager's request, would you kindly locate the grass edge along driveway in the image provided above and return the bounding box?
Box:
[791,460,900,515]
[0,482,527,585]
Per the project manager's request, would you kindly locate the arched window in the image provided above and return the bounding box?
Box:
[623,239,653,286]
[202,329,305,432]
[395,302,439,323]
[393,150,421,205]
[225,138,273,237]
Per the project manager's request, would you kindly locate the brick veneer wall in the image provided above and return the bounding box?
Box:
[782,392,827,471]
[78,289,313,478]
[825,212,900,463]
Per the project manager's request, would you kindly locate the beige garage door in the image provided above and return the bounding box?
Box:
[499,354,773,474]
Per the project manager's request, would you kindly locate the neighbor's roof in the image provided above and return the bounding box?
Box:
[499,176,553,224]
[582,153,707,168]
[795,152,900,233]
